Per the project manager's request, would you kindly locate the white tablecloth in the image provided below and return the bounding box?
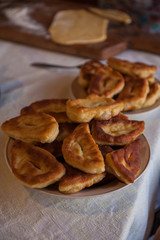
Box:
[0,40,160,240]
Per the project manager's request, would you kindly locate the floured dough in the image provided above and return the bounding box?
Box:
[89,8,132,24]
[49,9,109,45]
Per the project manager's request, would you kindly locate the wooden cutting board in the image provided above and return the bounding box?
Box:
[0,0,159,59]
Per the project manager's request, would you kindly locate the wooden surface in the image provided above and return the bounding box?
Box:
[0,0,160,59]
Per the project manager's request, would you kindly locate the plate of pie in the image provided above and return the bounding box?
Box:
[5,134,150,198]
[71,77,160,114]
[71,58,160,114]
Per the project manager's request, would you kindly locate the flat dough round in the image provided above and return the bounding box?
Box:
[49,9,108,45]
[89,8,132,24]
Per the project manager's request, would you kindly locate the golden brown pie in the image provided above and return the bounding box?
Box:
[21,98,71,123]
[1,113,59,144]
[143,82,160,108]
[11,140,66,188]
[105,138,142,184]
[59,163,106,194]
[117,76,149,111]
[66,94,124,122]
[88,66,125,97]
[62,123,105,174]
[108,58,157,78]
[91,116,145,145]
[78,60,104,88]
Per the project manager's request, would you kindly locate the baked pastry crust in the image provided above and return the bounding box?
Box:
[59,163,106,194]
[117,76,149,111]
[66,94,124,122]
[88,66,125,97]
[62,123,105,174]
[1,113,59,144]
[91,115,145,145]
[21,99,71,123]
[143,82,160,108]
[11,140,66,188]
[78,60,104,88]
[105,138,142,184]
[108,58,157,78]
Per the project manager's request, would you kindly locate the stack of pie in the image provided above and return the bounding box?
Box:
[1,94,145,194]
[78,58,160,111]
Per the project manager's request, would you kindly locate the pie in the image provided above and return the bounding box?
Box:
[91,115,145,145]
[59,163,106,194]
[11,140,66,188]
[78,60,104,88]
[1,113,59,144]
[143,82,160,108]
[66,94,124,122]
[108,58,157,78]
[105,139,142,184]
[21,98,71,123]
[62,123,105,174]
[88,66,125,97]
[117,77,149,111]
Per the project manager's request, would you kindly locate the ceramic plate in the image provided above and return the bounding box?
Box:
[5,134,150,198]
[71,77,160,114]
